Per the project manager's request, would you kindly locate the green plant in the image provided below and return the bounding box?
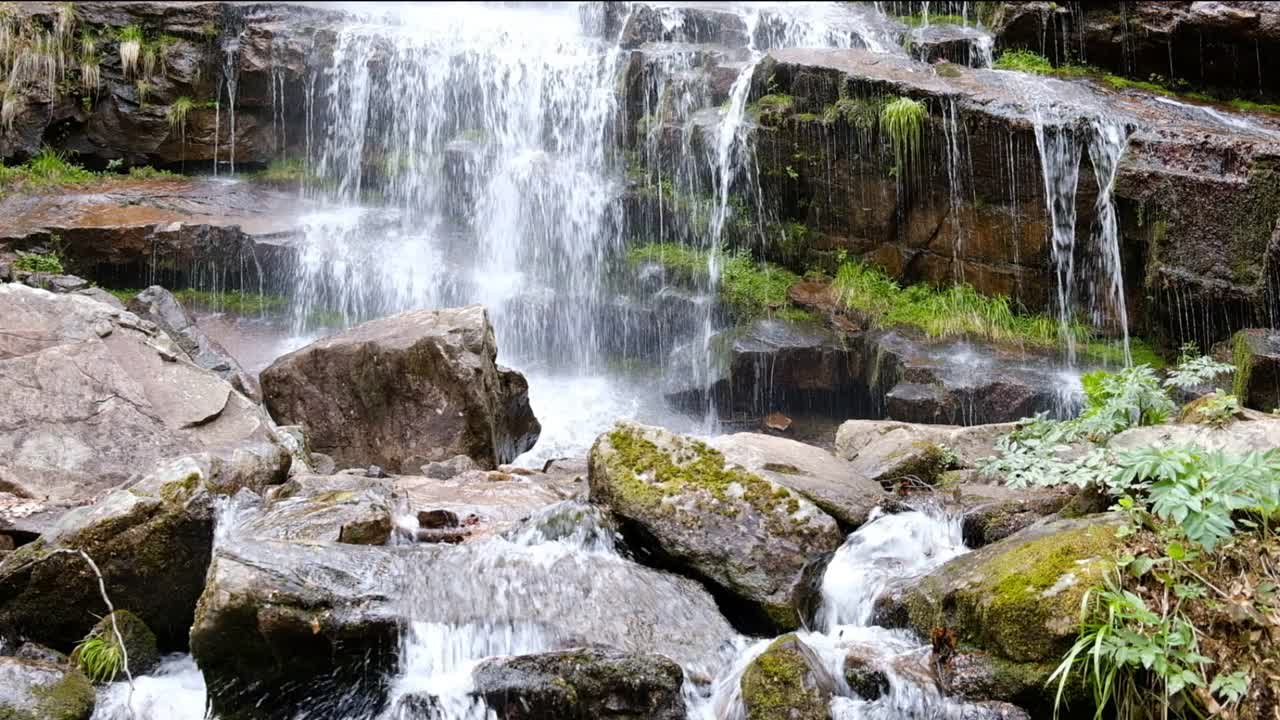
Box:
[73,633,124,683]
[134,79,151,105]
[117,24,142,78]
[1163,344,1234,390]
[13,249,64,273]
[78,30,99,94]
[0,146,96,190]
[252,157,306,184]
[1050,576,1209,720]
[720,252,800,318]
[1074,366,1175,438]
[166,96,193,129]
[993,49,1053,73]
[127,165,177,179]
[880,96,924,179]
[1195,393,1240,428]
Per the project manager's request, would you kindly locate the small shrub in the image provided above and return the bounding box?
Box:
[13,250,64,274]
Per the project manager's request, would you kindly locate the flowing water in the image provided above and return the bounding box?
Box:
[84,3,1154,717]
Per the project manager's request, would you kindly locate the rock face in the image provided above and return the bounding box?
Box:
[0,2,347,167]
[588,422,844,631]
[0,284,282,538]
[875,515,1122,709]
[0,448,289,652]
[0,656,95,720]
[1228,329,1280,412]
[739,634,836,720]
[238,474,396,545]
[993,2,1280,99]
[1109,410,1280,454]
[260,305,540,472]
[128,285,261,401]
[472,647,686,720]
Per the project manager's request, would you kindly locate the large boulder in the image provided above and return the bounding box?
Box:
[835,419,1017,470]
[260,305,540,472]
[588,422,844,631]
[0,284,281,537]
[237,474,396,545]
[874,515,1123,709]
[739,634,836,720]
[0,656,94,720]
[192,531,737,718]
[0,447,289,652]
[1227,329,1280,412]
[472,647,686,720]
[127,285,261,402]
[1109,411,1280,454]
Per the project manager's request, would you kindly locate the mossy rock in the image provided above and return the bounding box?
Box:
[740,634,834,720]
[878,516,1122,668]
[0,657,95,720]
[588,422,843,632]
[76,610,160,680]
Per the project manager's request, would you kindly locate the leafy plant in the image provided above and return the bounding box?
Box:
[117,24,142,78]
[73,633,124,683]
[994,49,1054,74]
[13,249,64,273]
[1050,576,1209,720]
[880,96,924,180]
[1073,366,1175,439]
[0,146,95,189]
[1194,393,1240,428]
[1163,344,1234,390]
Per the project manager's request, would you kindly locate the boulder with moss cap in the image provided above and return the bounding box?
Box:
[739,633,835,720]
[873,515,1123,709]
[588,422,843,631]
[0,656,94,720]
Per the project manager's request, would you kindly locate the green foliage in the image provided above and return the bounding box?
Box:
[0,147,96,190]
[251,157,306,184]
[1050,577,1209,720]
[833,259,1088,347]
[898,13,969,27]
[1110,445,1280,553]
[625,242,712,281]
[1074,366,1175,437]
[993,49,1054,74]
[1163,344,1234,390]
[126,165,177,179]
[720,253,800,318]
[167,96,193,129]
[879,96,924,179]
[117,25,142,78]
[822,96,881,129]
[13,249,64,274]
[1194,393,1240,428]
[73,634,124,683]
[107,288,287,315]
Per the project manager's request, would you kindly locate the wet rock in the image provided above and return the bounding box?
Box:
[620,4,750,49]
[1226,329,1280,412]
[959,701,1032,720]
[19,273,91,294]
[0,448,289,652]
[0,284,282,538]
[875,516,1123,707]
[420,454,480,479]
[261,305,540,472]
[192,534,737,717]
[588,422,844,631]
[956,484,1074,547]
[72,287,126,309]
[904,23,993,67]
[843,424,956,488]
[14,642,68,666]
[128,285,261,402]
[723,318,862,417]
[940,651,1060,714]
[843,649,889,700]
[77,610,160,679]
[396,469,574,539]
[241,474,396,545]
[740,634,836,720]
[472,647,686,720]
[709,432,886,528]
[191,539,402,720]
[0,656,94,720]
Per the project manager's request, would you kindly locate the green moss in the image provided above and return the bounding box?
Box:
[753,94,795,125]
[740,635,828,720]
[603,427,800,524]
[993,49,1054,74]
[158,472,200,504]
[720,254,800,319]
[1232,330,1254,399]
[250,158,306,185]
[935,62,963,78]
[27,668,94,720]
[822,96,881,129]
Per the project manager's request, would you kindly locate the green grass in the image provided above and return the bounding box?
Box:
[899,13,970,27]
[721,253,801,318]
[106,288,288,314]
[250,158,307,185]
[835,259,1098,348]
[14,250,65,274]
[167,96,193,129]
[127,166,178,179]
[880,97,925,178]
[993,49,1054,74]
[73,635,123,683]
[0,147,96,190]
[626,242,714,281]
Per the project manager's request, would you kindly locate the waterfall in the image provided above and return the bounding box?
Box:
[1032,107,1133,365]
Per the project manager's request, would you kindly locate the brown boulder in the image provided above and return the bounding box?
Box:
[261,305,540,472]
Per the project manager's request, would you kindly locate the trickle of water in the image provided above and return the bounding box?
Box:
[1031,111,1085,363]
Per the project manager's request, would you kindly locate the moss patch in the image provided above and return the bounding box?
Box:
[740,634,829,720]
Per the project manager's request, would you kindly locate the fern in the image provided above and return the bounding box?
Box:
[1163,345,1234,391]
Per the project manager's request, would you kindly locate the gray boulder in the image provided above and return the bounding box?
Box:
[0,284,281,537]
[472,647,686,720]
[588,422,844,631]
[260,305,540,472]
[128,285,261,402]
[0,656,94,720]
